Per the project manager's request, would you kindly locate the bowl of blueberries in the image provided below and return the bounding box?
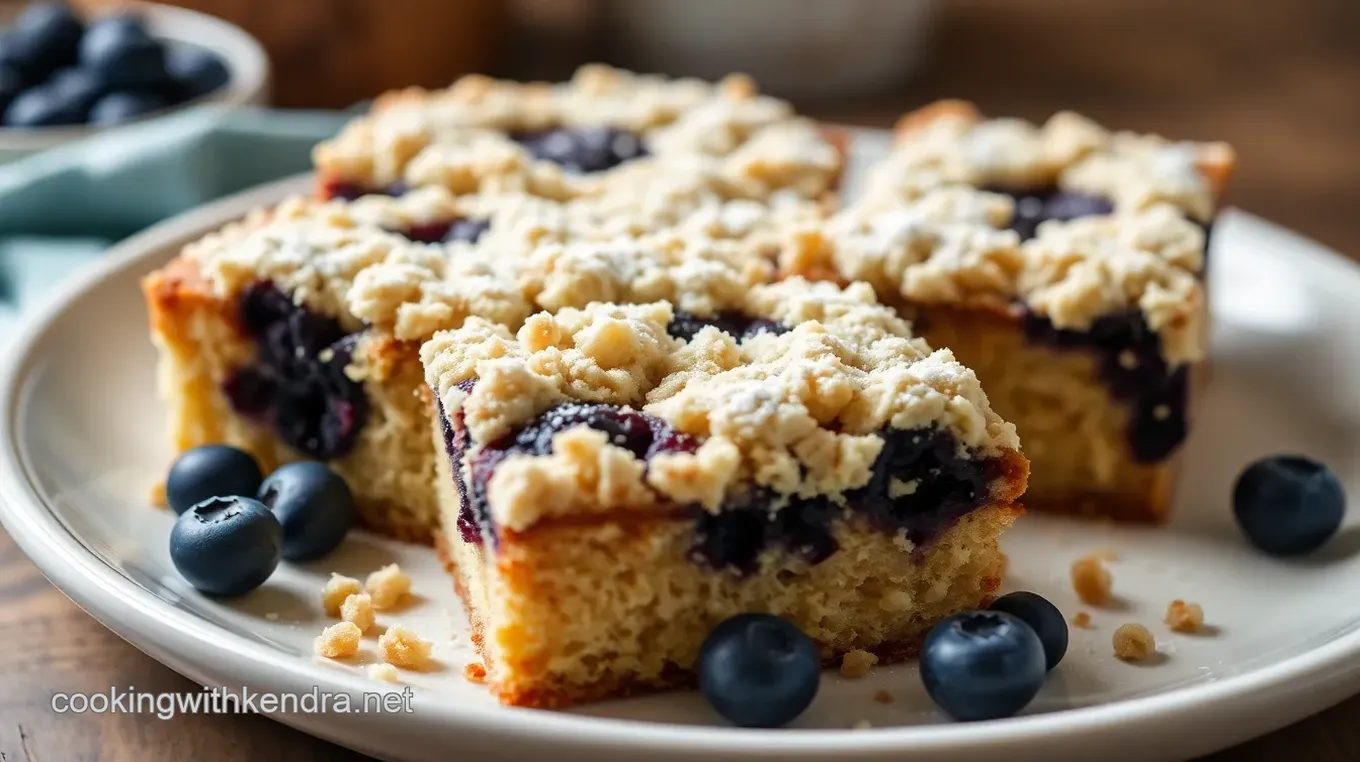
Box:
[0,0,268,160]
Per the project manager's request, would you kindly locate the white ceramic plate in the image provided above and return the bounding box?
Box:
[3,133,1360,762]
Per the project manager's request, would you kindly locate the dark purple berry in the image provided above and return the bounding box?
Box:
[990,591,1068,670]
[14,2,83,76]
[89,90,167,125]
[921,611,1046,721]
[667,309,789,343]
[1233,455,1345,556]
[985,185,1113,240]
[258,461,356,561]
[166,444,264,515]
[698,614,820,728]
[170,496,281,596]
[513,126,646,174]
[79,15,170,90]
[165,45,229,100]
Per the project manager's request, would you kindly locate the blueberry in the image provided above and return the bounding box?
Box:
[257,462,356,561]
[697,613,820,727]
[48,67,105,112]
[989,592,1068,670]
[79,15,168,89]
[0,65,24,115]
[14,2,83,75]
[3,85,81,127]
[920,611,1047,721]
[170,496,282,596]
[0,33,39,81]
[666,309,790,343]
[1233,455,1346,556]
[165,45,229,100]
[165,444,264,515]
[89,90,167,125]
[513,126,647,174]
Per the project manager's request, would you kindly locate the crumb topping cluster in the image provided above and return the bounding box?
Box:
[422,290,1019,529]
[186,212,530,342]
[786,101,1223,366]
[863,101,1233,221]
[313,64,840,202]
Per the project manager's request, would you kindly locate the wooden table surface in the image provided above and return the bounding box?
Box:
[2,1,1358,760]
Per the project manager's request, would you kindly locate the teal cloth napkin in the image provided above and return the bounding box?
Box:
[0,106,351,342]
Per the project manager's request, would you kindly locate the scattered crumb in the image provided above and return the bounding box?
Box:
[323,573,363,617]
[873,689,894,705]
[1113,623,1157,661]
[839,649,879,679]
[851,719,873,731]
[379,624,432,669]
[1165,600,1205,633]
[367,564,413,610]
[464,662,488,683]
[314,622,362,659]
[150,481,167,507]
[1072,612,1093,629]
[264,612,279,621]
[341,593,376,634]
[1071,554,1113,606]
[367,663,401,684]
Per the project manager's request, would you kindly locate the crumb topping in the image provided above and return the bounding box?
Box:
[379,624,433,669]
[341,593,375,634]
[313,64,840,201]
[1072,611,1093,629]
[787,196,1208,365]
[322,573,363,617]
[365,564,412,610]
[1071,554,1114,606]
[423,290,1020,526]
[186,215,531,342]
[839,649,879,678]
[1165,599,1204,633]
[869,102,1233,221]
[367,663,401,683]
[1113,623,1157,661]
[314,622,362,659]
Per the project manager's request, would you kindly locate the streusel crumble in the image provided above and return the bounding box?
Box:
[313,64,843,205]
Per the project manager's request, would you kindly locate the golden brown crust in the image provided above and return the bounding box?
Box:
[892,99,983,138]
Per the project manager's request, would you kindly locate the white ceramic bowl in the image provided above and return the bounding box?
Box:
[0,1,269,162]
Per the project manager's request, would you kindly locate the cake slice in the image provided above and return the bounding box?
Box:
[421,282,1028,707]
[312,64,844,204]
[143,189,813,541]
[783,100,1235,521]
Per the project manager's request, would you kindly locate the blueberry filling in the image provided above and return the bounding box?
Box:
[321,178,409,202]
[1021,308,1187,462]
[983,185,1114,240]
[439,394,998,567]
[392,217,491,245]
[223,282,369,459]
[511,126,647,174]
[667,309,790,343]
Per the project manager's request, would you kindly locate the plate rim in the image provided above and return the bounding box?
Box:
[4,163,1360,758]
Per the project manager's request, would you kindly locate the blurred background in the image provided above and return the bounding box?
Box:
[0,0,1355,252]
[45,0,1356,255]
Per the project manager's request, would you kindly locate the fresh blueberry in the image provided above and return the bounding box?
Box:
[170,496,282,596]
[1233,455,1346,556]
[920,611,1047,721]
[0,65,24,115]
[165,45,229,100]
[3,85,81,127]
[79,15,168,89]
[14,2,83,76]
[48,67,105,113]
[165,444,264,515]
[697,613,820,728]
[0,33,39,81]
[257,462,356,561]
[89,90,167,125]
[989,592,1068,670]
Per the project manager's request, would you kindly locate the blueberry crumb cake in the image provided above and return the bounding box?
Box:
[421,283,1028,707]
[312,64,845,205]
[784,100,1235,522]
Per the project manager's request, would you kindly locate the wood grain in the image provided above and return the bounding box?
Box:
[2,0,1358,760]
